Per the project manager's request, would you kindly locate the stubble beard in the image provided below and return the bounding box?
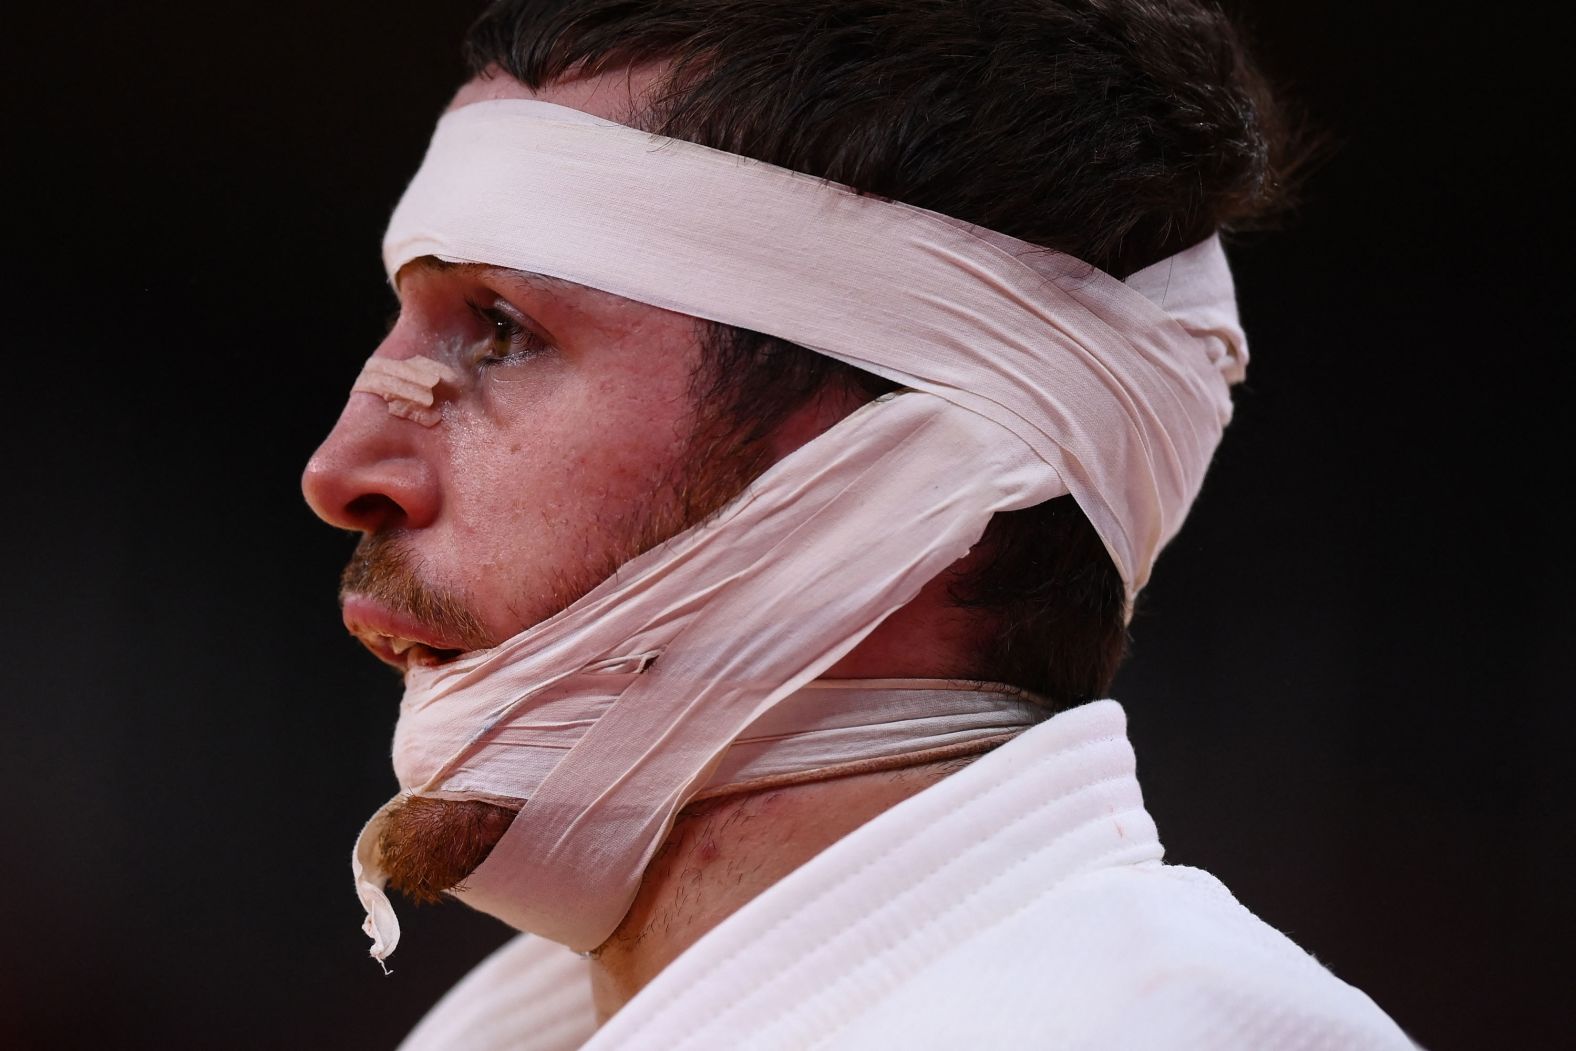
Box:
[362,389,775,908]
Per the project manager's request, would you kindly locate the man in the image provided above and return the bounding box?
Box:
[303,1,1417,1047]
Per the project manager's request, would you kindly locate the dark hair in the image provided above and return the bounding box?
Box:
[463,0,1298,707]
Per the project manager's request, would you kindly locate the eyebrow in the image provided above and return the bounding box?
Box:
[395,256,575,295]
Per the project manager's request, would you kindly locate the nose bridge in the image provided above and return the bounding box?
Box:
[301,359,444,532]
[352,350,464,428]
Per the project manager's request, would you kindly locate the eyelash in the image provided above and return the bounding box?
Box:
[465,297,547,365]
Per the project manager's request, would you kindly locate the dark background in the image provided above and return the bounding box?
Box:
[3,3,1567,1048]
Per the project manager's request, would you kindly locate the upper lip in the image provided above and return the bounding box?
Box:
[341,594,471,672]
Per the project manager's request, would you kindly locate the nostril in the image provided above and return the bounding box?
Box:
[346,492,405,530]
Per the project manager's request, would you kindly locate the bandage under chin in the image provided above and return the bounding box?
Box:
[350,99,1250,962]
[352,355,459,427]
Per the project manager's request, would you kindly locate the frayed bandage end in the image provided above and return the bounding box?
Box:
[352,355,460,427]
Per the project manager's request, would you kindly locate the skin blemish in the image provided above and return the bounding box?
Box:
[352,354,462,427]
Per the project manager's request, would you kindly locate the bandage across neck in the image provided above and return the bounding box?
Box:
[352,98,1247,962]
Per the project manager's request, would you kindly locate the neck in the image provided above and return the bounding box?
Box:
[581,565,999,1019]
[585,755,969,1023]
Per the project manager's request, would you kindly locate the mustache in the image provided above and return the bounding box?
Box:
[339,533,493,651]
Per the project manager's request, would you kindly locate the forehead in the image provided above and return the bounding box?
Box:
[445,64,670,124]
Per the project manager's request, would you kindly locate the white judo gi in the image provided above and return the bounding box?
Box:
[398,699,1418,1049]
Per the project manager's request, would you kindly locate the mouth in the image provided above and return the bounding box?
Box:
[342,595,472,673]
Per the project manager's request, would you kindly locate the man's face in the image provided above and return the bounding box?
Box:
[304,258,716,666]
[302,69,871,904]
[302,71,726,669]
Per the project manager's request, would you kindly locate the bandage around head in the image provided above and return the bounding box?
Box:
[352,99,1248,961]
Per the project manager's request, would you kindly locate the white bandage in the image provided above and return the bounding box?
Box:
[351,99,1248,961]
[352,355,459,427]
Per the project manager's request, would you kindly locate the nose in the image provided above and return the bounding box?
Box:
[301,379,442,534]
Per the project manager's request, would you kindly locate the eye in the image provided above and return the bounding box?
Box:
[465,297,548,366]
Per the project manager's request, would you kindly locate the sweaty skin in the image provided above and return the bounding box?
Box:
[352,354,461,427]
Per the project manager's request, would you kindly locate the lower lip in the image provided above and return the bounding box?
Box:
[341,594,467,654]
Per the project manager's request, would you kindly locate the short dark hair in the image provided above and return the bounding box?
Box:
[463,0,1298,707]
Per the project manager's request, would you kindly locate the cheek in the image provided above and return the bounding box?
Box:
[434,367,696,558]
[416,303,706,621]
